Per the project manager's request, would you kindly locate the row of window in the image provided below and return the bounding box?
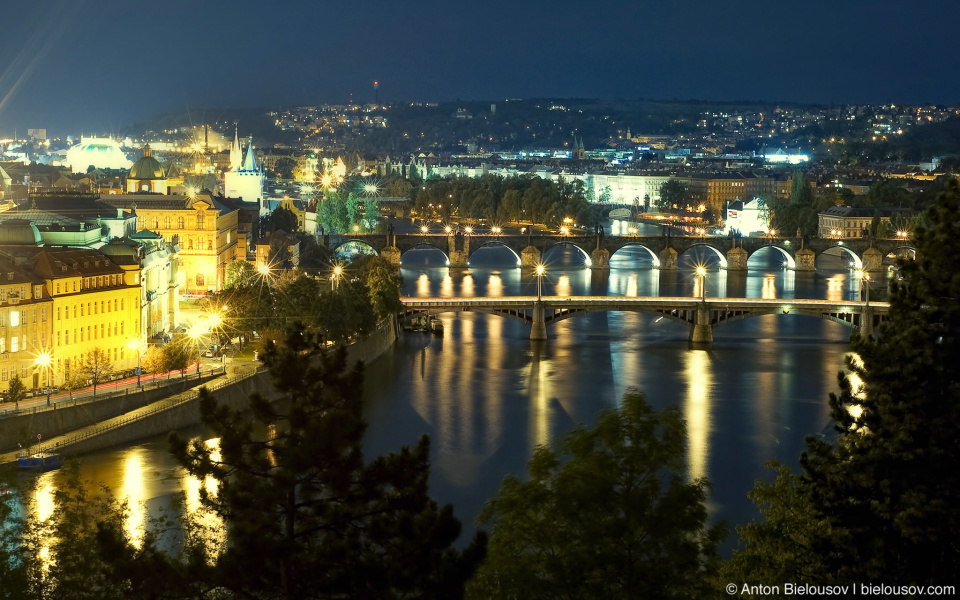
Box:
[0,285,42,302]
[0,308,43,327]
[0,319,126,353]
[55,298,126,320]
[0,347,128,381]
[138,212,208,231]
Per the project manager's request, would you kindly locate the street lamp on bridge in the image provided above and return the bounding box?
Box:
[535,264,545,301]
[855,269,870,306]
[696,266,707,302]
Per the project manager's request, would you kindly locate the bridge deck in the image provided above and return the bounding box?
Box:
[402,296,889,311]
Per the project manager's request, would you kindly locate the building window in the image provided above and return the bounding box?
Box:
[153,217,159,229]
[9,311,18,327]
[188,239,194,250]
[197,211,205,230]
[41,308,46,322]
[208,239,213,251]
[165,216,172,229]
[121,299,124,310]
[57,331,60,346]
[0,339,4,354]
[178,216,185,229]
[57,307,61,320]
[10,337,17,353]
[197,273,205,287]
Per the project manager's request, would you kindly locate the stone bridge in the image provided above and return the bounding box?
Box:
[401,296,889,345]
[325,232,914,273]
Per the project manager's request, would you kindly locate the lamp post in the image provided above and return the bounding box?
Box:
[332,265,343,291]
[127,338,143,388]
[35,351,52,407]
[535,264,545,301]
[856,269,870,306]
[696,266,707,302]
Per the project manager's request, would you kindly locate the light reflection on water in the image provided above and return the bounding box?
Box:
[16,242,877,552]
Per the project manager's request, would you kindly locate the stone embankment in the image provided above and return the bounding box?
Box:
[0,318,397,465]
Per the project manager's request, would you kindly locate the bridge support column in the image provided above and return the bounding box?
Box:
[726,246,748,271]
[795,248,816,271]
[381,246,401,267]
[862,247,884,273]
[448,250,469,268]
[658,247,678,270]
[521,246,541,267]
[530,302,548,340]
[690,304,713,346]
[590,247,610,269]
[859,305,875,340]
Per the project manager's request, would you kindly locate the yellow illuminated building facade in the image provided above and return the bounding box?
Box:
[105,193,240,295]
[0,246,141,393]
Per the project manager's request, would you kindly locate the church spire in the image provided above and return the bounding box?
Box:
[242,136,258,172]
[229,126,243,171]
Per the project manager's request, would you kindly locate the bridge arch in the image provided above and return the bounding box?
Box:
[399,243,451,266]
[542,242,593,267]
[610,244,661,267]
[747,245,796,269]
[677,244,729,269]
[468,241,522,266]
[817,244,862,270]
[331,239,379,256]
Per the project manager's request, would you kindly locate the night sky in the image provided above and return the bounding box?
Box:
[1,0,958,137]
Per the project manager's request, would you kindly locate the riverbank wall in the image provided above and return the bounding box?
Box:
[0,374,218,454]
[7,318,398,461]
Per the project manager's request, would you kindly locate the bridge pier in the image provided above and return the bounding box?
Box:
[690,303,713,346]
[862,247,884,273]
[591,247,610,269]
[381,246,402,267]
[659,247,678,270]
[726,247,748,271]
[795,248,816,271]
[530,302,548,340]
[521,246,541,267]
[859,305,875,340]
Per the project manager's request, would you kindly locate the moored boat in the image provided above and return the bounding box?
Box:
[17,452,62,470]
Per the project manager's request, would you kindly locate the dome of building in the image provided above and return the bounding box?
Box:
[100,238,140,263]
[0,219,42,245]
[129,145,166,180]
[65,137,133,174]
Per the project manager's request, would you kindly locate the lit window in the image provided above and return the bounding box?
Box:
[9,311,18,327]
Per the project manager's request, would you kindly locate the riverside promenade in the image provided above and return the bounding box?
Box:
[0,318,398,466]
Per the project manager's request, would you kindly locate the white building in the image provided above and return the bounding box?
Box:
[723,197,771,236]
[224,132,265,214]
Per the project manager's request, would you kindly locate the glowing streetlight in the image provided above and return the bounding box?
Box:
[491,226,502,235]
[353,224,360,234]
[332,264,343,291]
[35,351,52,406]
[535,264,545,301]
[696,265,707,302]
[127,338,144,388]
[257,263,271,277]
[421,225,428,235]
[856,269,870,306]
[465,226,472,234]
[560,226,569,236]
[628,226,637,238]
[445,226,452,234]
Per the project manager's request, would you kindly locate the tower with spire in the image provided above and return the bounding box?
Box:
[229,126,243,171]
[224,134,265,214]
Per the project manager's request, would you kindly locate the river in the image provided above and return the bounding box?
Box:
[10,220,879,552]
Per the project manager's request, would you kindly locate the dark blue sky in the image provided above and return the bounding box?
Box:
[1,0,958,137]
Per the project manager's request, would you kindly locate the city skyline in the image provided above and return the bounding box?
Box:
[1,0,959,137]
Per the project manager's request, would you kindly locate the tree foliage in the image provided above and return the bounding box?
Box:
[78,348,114,396]
[657,178,687,212]
[5,373,26,407]
[728,179,960,585]
[468,389,725,600]
[167,327,486,598]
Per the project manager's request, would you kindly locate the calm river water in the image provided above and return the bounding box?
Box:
[12,221,880,551]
